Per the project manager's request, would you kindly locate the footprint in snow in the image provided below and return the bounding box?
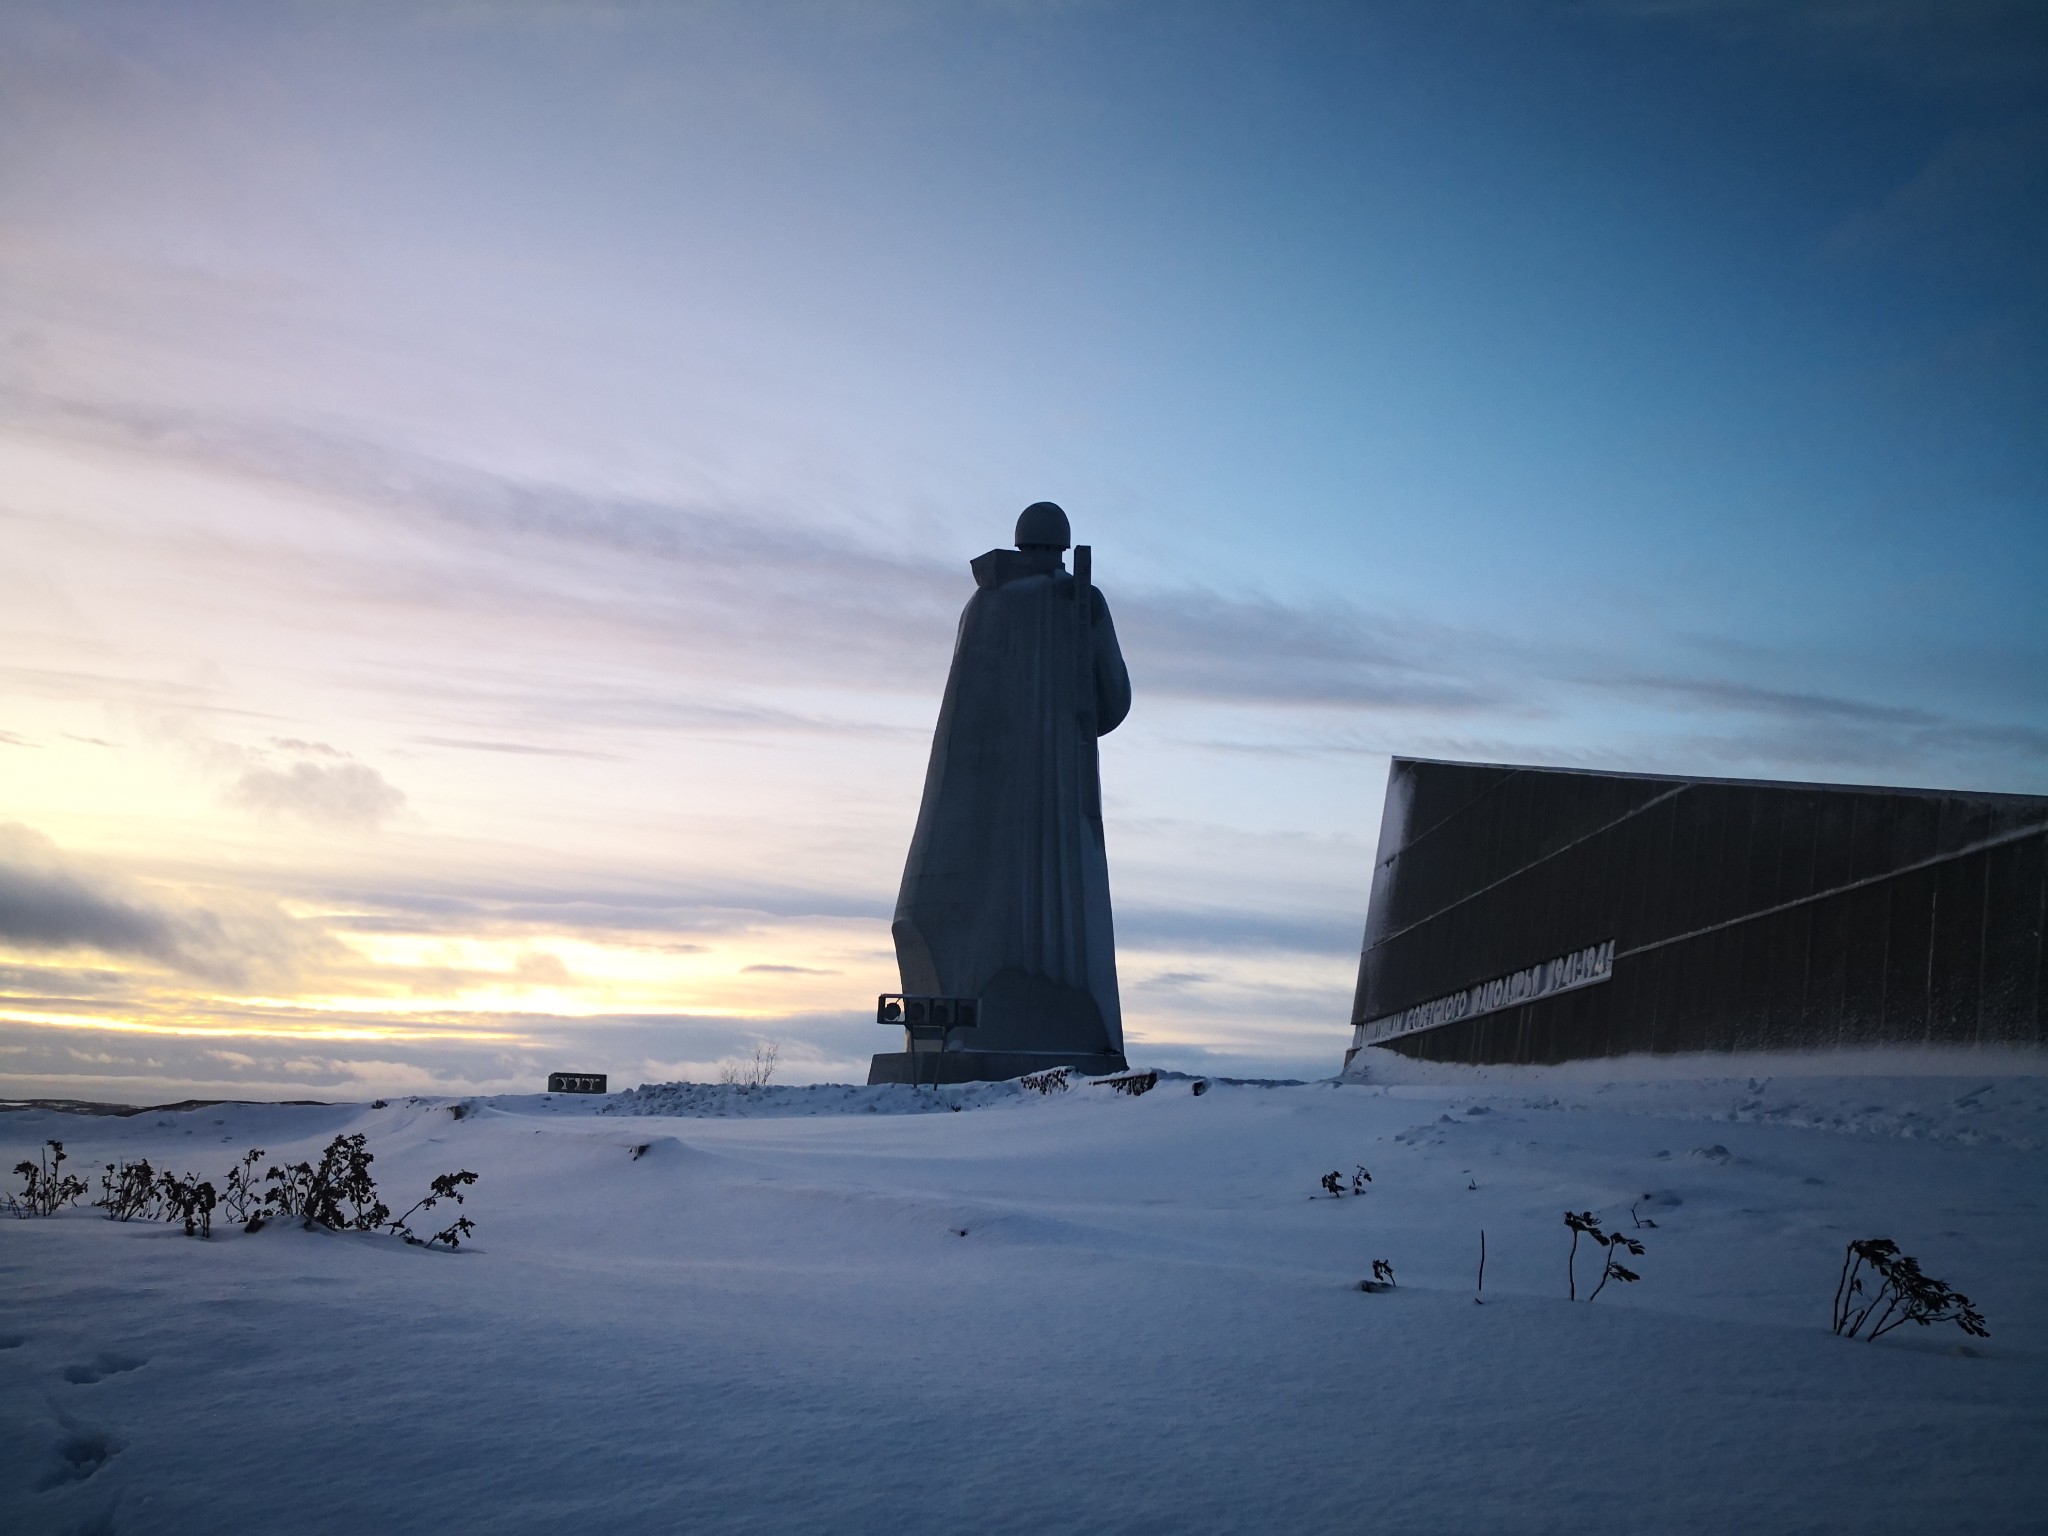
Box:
[39,1428,120,1489]
[0,1333,25,1350]
[63,1353,147,1385]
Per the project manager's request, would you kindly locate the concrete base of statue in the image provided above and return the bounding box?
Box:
[867,1048,1128,1087]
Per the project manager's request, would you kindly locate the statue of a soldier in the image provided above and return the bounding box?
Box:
[870,501,1132,1084]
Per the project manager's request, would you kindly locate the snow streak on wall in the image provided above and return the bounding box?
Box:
[1345,759,2048,1067]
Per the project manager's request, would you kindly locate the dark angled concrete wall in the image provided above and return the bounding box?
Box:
[1345,759,2048,1067]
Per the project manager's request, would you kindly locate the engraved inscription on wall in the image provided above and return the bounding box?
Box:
[1355,939,1616,1048]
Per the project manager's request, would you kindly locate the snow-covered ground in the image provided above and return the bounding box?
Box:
[4,1051,2045,1534]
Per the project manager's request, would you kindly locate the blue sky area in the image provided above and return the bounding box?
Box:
[1,1,2042,1096]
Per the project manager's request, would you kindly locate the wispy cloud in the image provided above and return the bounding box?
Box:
[1120,591,1503,710]
[1617,675,1934,725]
[10,394,2044,789]
[2,394,1532,726]
[226,759,407,828]
[1117,904,1359,956]
[1606,674,2048,782]
[410,736,623,760]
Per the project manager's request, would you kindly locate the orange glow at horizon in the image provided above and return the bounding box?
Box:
[0,1007,528,1045]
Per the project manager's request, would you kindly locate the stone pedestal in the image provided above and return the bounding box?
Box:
[867,1049,1127,1087]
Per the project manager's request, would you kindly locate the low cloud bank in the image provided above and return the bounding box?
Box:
[0,825,334,987]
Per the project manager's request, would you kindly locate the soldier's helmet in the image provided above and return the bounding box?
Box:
[1014,501,1071,551]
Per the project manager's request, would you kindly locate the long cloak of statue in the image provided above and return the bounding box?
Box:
[892,546,1132,1058]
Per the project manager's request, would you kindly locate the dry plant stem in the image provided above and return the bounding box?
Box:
[1588,1249,1617,1301]
[387,1170,478,1246]
[720,1042,781,1088]
[1563,1210,1643,1302]
[1833,1246,1859,1333]
[222,1149,266,1226]
[96,1159,159,1221]
[1825,1238,1987,1341]
[11,1141,89,1217]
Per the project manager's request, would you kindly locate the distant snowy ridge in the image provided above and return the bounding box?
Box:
[598,1069,1311,1119]
[602,1078,1034,1117]
[1639,1076,2048,1150]
[1349,1046,2048,1151]
[594,1063,2048,1144]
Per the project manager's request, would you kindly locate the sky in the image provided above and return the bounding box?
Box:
[1,0,2043,1101]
